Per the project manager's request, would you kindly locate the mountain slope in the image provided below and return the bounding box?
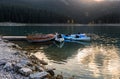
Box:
[0,0,120,23]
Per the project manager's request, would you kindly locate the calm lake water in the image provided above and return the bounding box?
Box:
[0,25,120,79]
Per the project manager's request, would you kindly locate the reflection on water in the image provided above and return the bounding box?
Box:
[31,43,120,79]
[77,45,120,79]
[12,33,120,79]
[43,43,84,62]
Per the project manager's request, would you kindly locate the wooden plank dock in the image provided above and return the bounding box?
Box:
[2,36,27,41]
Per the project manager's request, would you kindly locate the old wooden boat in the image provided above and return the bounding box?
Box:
[27,33,55,43]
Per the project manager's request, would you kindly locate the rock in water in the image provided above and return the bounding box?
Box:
[13,52,20,55]
[19,59,31,66]
[56,74,63,79]
[14,63,24,72]
[39,59,48,65]
[19,67,32,76]
[14,59,31,71]
[0,59,7,66]
[3,62,13,71]
[47,70,55,76]
[29,71,48,79]
[36,66,44,72]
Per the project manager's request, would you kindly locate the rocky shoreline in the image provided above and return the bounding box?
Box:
[0,39,74,79]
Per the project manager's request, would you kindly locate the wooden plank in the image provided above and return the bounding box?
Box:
[2,36,26,38]
[2,36,27,41]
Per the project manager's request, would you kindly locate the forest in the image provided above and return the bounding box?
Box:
[94,13,120,24]
[0,5,71,23]
[0,4,120,24]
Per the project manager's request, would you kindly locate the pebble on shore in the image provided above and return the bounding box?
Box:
[0,39,74,79]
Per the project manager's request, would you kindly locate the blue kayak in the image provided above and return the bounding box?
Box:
[63,34,90,41]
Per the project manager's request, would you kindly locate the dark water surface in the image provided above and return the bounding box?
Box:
[0,25,120,79]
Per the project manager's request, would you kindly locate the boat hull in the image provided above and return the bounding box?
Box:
[54,33,64,43]
[63,34,91,42]
[27,38,54,43]
[64,37,90,41]
[55,38,64,43]
[27,34,55,43]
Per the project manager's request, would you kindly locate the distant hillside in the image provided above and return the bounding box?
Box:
[0,5,72,23]
[0,0,120,24]
[93,13,120,24]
